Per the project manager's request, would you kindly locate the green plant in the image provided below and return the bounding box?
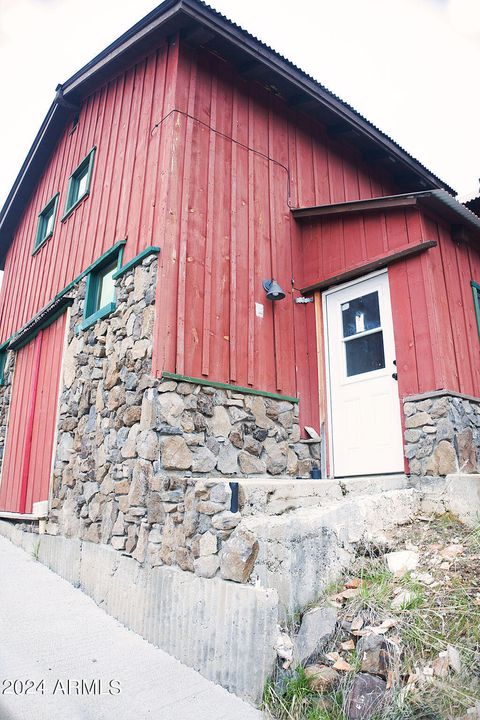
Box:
[32,539,40,561]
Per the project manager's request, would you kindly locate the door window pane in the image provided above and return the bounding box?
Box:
[345,331,385,376]
[342,291,381,338]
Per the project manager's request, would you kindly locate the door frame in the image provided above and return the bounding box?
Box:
[321,268,401,478]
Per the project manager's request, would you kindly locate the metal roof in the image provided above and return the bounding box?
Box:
[0,0,456,268]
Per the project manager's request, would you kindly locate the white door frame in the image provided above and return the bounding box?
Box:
[322,268,401,478]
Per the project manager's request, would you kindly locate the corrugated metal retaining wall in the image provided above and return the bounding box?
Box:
[0,521,278,704]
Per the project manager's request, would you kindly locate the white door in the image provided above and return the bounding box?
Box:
[324,270,404,477]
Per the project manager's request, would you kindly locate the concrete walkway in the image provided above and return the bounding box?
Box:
[0,536,263,720]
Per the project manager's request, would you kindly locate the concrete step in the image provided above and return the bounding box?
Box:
[238,474,409,516]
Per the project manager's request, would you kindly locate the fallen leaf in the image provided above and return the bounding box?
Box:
[333,659,354,672]
[341,588,360,599]
[326,652,340,663]
[440,544,464,560]
[432,655,449,678]
[340,640,355,651]
[447,645,461,673]
[386,670,396,689]
[345,578,362,589]
[350,616,364,631]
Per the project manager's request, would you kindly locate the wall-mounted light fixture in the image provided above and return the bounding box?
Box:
[262,279,285,301]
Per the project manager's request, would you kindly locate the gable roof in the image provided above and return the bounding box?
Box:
[0,0,455,268]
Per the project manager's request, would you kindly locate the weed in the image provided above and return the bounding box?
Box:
[32,539,40,561]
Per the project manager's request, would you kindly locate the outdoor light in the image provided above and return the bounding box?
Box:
[262,279,286,301]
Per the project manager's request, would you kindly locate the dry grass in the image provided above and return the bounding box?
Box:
[263,514,480,720]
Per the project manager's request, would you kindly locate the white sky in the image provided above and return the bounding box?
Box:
[0,0,479,206]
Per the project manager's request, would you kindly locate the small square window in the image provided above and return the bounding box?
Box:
[471,281,480,339]
[63,147,96,219]
[33,193,59,252]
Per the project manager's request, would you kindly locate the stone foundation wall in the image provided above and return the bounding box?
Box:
[0,351,16,479]
[49,253,320,583]
[403,392,480,476]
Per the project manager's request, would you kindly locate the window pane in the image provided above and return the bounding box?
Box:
[342,291,381,338]
[45,208,54,236]
[77,168,89,199]
[98,264,116,309]
[345,330,385,377]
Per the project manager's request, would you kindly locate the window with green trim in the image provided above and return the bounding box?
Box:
[33,193,59,252]
[63,147,96,219]
[472,281,480,338]
[0,351,7,386]
[81,246,123,330]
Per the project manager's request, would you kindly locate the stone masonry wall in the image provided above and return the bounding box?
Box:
[0,351,15,479]
[49,253,320,583]
[404,393,480,476]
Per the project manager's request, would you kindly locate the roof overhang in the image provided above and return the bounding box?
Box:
[292,190,480,242]
[0,0,455,269]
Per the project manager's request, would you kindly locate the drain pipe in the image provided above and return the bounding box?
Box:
[229,482,239,513]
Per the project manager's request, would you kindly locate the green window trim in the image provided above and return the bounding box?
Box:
[0,348,8,386]
[32,192,59,254]
[77,242,125,333]
[471,280,480,339]
[62,146,96,221]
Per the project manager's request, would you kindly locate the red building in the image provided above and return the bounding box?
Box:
[0,0,479,519]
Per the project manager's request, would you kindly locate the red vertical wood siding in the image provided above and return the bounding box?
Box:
[0,39,178,343]
[298,206,480,402]
[0,312,66,513]
[1,34,478,445]
[150,43,397,433]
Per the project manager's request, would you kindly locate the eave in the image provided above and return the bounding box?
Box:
[292,190,480,241]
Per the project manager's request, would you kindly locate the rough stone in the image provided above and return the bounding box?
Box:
[193,555,219,578]
[136,430,159,461]
[216,442,239,474]
[456,428,478,473]
[146,492,165,524]
[198,531,218,556]
[191,446,217,473]
[107,386,125,411]
[304,665,339,694]
[345,673,386,720]
[209,483,230,504]
[121,424,140,459]
[404,429,422,443]
[249,396,273,430]
[356,634,394,677]
[243,435,262,456]
[405,411,433,429]
[220,527,259,583]
[436,418,454,442]
[132,523,149,563]
[160,436,193,470]
[384,549,419,577]
[425,440,457,476]
[209,406,232,438]
[293,606,337,665]
[238,451,266,475]
[156,392,184,426]
[128,461,150,505]
[211,511,241,531]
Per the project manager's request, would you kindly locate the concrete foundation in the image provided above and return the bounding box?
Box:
[1,472,479,702]
[0,519,278,705]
